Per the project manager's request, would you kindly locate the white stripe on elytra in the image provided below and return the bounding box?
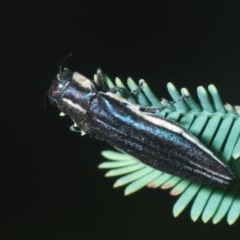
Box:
[141,110,227,168]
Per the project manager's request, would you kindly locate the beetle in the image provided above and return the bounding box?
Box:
[48,68,234,188]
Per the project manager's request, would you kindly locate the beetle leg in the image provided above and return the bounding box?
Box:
[139,94,189,113]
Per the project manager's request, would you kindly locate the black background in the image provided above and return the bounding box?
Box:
[2,1,240,239]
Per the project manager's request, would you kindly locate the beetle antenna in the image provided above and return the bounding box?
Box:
[59,52,73,72]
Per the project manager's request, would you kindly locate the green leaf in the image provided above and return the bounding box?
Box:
[97,75,240,225]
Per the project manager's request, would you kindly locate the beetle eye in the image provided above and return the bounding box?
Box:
[58,69,73,83]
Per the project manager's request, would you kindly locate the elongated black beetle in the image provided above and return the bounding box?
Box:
[48,68,234,188]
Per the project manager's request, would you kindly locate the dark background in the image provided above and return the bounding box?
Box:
[2,1,240,239]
